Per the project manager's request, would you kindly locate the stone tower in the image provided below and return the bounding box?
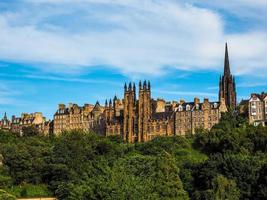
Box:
[123,82,136,143]
[219,43,237,109]
[138,80,152,142]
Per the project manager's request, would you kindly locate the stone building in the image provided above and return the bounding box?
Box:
[10,112,46,135]
[0,112,11,130]
[43,120,54,136]
[1,43,237,141]
[104,80,227,143]
[248,93,267,126]
[103,44,233,142]
[53,102,105,135]
[219,43,237,109]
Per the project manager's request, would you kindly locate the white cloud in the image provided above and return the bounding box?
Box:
[0,0,266,76]
[0,84,19,105]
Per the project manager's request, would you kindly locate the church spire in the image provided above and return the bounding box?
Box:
[224,43,231,76]
[219,43,237,109]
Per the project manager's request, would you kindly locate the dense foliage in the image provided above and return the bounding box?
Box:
[0,111,266,199]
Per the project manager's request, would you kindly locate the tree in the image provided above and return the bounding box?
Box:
[0,189,16,200]
[22,125,39,136]
[212,175,240,200]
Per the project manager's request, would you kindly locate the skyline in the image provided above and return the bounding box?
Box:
[0,0,267,119]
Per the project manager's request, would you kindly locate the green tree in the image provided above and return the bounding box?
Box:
[0,189,16,200]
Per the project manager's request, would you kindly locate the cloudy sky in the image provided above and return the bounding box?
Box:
[0,0,267,119]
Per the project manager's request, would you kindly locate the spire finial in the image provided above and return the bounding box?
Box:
[114,94,117,101]
[139,80,142,90]
[224,42,231,76]
[148,80,151,90]
[128,82,132,91]
[105,99,108,107]
[133,83,136,92]
[143,80,147,89]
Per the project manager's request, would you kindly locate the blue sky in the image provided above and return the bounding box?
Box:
[0,0,267,120]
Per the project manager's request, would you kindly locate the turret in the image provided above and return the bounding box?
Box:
[109,99,112,108]
[105,99,108,108]
[124,82,127,91]
[143,80,147,90]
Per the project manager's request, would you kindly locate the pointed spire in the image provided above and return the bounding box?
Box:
[105,99,108,107]
[148,81,151,90]
[113,95,117,108]
[133,83,136,92]
[143,80,147,89]
[224,43,231,76]
[109,99,112,106]
[4,112,7,118]
[124,82,127,91]
[139,80,142,90]
[128,82,132,91]
[113,94,117,101]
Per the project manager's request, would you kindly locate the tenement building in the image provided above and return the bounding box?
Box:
[248,93,267,126]
[53,102,105,135]
[0,112,47,135]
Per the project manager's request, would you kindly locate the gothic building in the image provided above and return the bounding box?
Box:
[219,43,237,109]
[0,112,10,130]
[104,80,227,142]
[1,43,240,141]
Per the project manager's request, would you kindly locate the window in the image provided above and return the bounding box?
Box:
[186,105,190,111]
[214,103,218,108]
[178,105,183,111]
[251,107,257,116]
[251,101,256,108]
[251,101,257,115]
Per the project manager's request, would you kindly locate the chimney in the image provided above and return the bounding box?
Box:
[58,104,66,110]
[180,99,185,105]
[194,97,200,105]
[204,98,209,104]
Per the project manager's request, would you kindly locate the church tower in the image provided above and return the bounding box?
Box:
[219,43,237,109]
[123,82,136,143]
[138,80,152,142]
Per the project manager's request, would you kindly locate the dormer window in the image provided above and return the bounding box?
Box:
[186,105,190,111]
[214,103,218,108]
[178,105,183,111]
[195,104,199,110]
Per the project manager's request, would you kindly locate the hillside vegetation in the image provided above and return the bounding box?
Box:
[0,111,266,200]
